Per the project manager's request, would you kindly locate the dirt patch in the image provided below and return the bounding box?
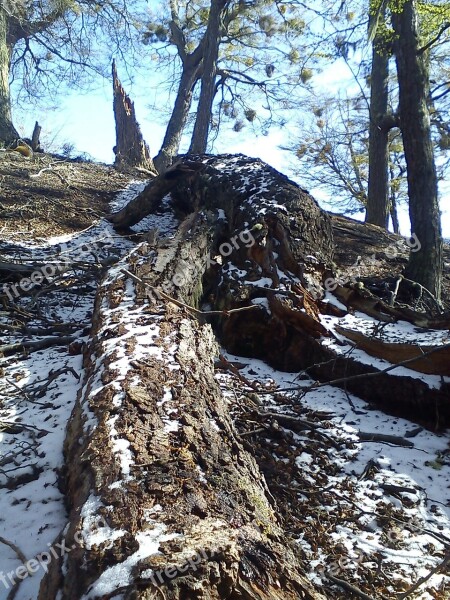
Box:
[0,152,141,239]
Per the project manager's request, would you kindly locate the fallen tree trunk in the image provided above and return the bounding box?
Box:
[40,153,450,598]
[39,205,326,599]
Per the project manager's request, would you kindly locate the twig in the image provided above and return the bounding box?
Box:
[389,276,403,306]
[258,411,342,449]
[325,571,389,600]
[254,341,450,395]
[357,432,414,448]
[400,275,443,313]
[29,165,71,186]
[0,536,27,600]
[397,553,450,599]
[121,269,259,318]
[0,536,27,564]
[0,335,77,357]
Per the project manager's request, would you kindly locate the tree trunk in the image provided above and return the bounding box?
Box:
[391,0,443,300]
[189,0,227,154]
[153,62,202,173]
[112,60,155,173]
[39,158,330,599]
[0,10,18,145]
[37,153,450,599]
[366,25,390,229]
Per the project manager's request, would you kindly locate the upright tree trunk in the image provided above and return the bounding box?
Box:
[366,23,390,229]
[0,10,18,145]
[392,0,443,300]
[189,0,227,154]
[153,62,201,173]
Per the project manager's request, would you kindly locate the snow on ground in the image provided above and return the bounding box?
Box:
[0,180,178,600]
[216,346,450,598]
[1,175,449,599]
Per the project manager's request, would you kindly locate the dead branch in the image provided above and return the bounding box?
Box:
[0,335,77,357]
[325,571,388,600]
[121,269,259,318]
[357,432,415,448]
[397,553,450,599]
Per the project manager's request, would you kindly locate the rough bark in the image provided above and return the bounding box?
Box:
[366,24,390,229]
[113,154,448,428]
[189,0,228,154]
[392,0,443,300]
[153,63,202,173]
[0,10,18,145]
[39,154,450,599]
[112,60,155,173]
[107,160,206,229]
[31,120,42,151]
[39,182,327,599]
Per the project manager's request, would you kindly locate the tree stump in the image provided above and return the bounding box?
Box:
[112,60,156,174]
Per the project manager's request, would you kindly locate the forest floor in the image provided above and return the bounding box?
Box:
[0,152,449,600]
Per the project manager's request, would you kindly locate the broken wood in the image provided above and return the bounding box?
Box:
[31,121,42,152]
[335,325,450,376]
[112,60,156,174]
[107,160,205,228]
[38,213,326,599]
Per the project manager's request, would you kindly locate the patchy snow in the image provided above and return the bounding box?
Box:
[1,170,449,599]
[0,180,178,600]
[81,525,179,599]
[319,307,450,388]
[216,350,450,598]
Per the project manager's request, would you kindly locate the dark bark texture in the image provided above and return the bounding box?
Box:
[112,60,155,173]
[366,27,390,229]
[189,0,228,154]
[392,0,443,299]
[39,154,450,600]
[39,157,329,599]
[0,10,18,144]
[153,63,202,173]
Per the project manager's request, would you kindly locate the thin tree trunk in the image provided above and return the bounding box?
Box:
[366,22,390,229]
[189,0,227,154]
[0,10,18,145]
[388,164,400,234]
[392,0,443,300]
[153,62,201,173]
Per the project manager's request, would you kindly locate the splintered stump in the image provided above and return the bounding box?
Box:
[112,60,156,173]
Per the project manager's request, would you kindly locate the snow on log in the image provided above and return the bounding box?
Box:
[39,153,450,598]
[38,208,325,598]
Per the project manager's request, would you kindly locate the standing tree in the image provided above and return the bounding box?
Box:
[366,0,393,228]
[391,0,443,299]
[148,0,315,172]
[188,0,229,154]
